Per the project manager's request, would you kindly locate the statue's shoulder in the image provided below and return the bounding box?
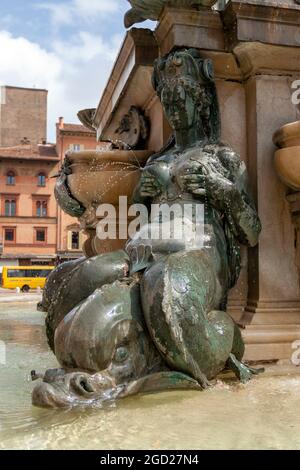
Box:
[205,143,244,177]
[202,142,246,183]
[215,143,241,167]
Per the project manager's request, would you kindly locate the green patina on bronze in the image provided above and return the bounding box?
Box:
[54,157,85,218]
[32,49,263,409]
[124,1,218,27]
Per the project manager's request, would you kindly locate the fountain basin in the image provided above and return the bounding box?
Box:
[67,149,152,207]
[273,121,300,190]
[62,149,152,256]
[2,303,300,450]
[274,147,300,191]
[273,121,300,149]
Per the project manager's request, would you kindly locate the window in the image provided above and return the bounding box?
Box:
[71,231,79,250]
[67,229,82,251]
[4,228,15,242]
[72,144,82,152]
[4,199,16,216]
[37,173,46,187]
[7,268,52,278]
[8,269,25,278]
[35,228,46,243]
[36,201,47,217]
[6,171,15,186]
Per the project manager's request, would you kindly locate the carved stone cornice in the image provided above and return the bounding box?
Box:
[222,0,300,50]
[124,1,219,28]
[155,7,225,55]
[233,42,300,79]
[93,28,158,142]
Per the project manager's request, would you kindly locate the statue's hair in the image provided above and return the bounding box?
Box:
[152,48,221,143]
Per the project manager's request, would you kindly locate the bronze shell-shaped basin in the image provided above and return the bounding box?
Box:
[274,146,300,191]
[67,149,152,208]
[273,121,300,149]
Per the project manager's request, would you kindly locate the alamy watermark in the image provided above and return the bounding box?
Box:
[95,196,205,244]
[291,80,300,105]
[0,340,6,365]
[291,340,300,366]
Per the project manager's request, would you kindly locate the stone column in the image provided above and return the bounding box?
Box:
[222,0,300,360]
[244,74,300,325]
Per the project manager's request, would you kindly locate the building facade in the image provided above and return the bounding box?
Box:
[0,143,59,267]
[55,117,103,262]
[0,86,100,271]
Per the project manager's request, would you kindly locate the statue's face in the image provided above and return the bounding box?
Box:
[161,82,197,131]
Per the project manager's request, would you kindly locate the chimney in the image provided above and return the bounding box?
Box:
[58,117,64,129]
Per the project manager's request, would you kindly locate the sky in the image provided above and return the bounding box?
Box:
[0,0,155,142]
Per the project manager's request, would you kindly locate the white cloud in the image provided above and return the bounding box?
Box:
[52,31,121,63]
[37,3,73,26]
[0,29,121,142]
[0,31,61,88]
[74,0,119,16]
[38,0,120,27]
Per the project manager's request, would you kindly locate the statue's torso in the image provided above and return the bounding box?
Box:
[127,146,230,281]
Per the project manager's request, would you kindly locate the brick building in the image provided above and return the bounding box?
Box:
[0,85,100,271]
[0,86,47,148]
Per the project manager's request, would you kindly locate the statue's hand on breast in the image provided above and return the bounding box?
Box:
[183,160,236,212]
[139,170,163,199]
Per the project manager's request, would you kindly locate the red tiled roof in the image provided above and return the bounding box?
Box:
[59,123,96,134]
[0,144,59,160]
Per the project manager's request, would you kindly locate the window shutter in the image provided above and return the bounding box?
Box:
[67,231,72,251]
[79,231,84,250]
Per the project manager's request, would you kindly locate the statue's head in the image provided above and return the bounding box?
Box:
[152,48,220,142]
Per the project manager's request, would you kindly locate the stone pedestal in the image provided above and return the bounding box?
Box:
[93,1,300,362]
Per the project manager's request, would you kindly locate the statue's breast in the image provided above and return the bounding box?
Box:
[145,158,172,185]
[174,149,225,185]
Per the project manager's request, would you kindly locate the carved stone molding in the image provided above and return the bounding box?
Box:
[155,7,225,55]
[124,1,218,28]
[222,0,300,50]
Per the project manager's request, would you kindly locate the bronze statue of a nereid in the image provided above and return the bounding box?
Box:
[32,49,262,408]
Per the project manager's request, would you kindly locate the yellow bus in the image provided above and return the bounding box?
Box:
[1,266,54,292]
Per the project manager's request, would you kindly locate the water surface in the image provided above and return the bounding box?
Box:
[0,303,300,450]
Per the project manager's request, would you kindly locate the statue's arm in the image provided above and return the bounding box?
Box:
[227,159,261,247]
[132,167,163,205]
[132,177,152,205]
[183,148,261,247]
